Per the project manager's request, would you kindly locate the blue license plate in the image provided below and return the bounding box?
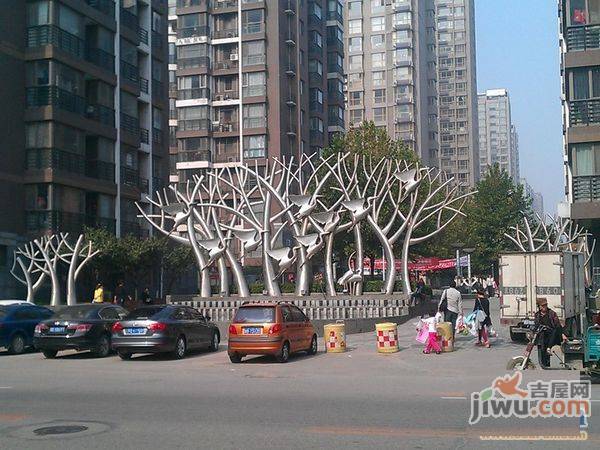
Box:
[124,328,146,335]
[50,327,65,333]
[243,327,262,335]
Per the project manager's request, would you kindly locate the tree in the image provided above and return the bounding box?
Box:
[431,165,531,274]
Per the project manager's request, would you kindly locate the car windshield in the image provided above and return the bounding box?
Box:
[234,306,276,323]
[52,305,99,320]
[126,307,166,320]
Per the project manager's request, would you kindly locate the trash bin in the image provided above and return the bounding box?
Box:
[324,321,346,353]
[376,322,399,353]
[436,322,454,352]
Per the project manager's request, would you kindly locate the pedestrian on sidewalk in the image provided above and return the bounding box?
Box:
[418,314,442,355]
[474,289,492,348]
[141,287,152,305]
[438,280,462,338]
[486,275,495,298]
[92,282,104,303]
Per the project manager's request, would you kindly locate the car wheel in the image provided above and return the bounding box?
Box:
[228,352,242,363]
[209,332,220,352]
[93,335,111,358]
[173,336,186,359]
[276,341,290,363]
[8,334,26,355]
[307,335,318,355]
[118,351,132,361]
[42,349,58,359]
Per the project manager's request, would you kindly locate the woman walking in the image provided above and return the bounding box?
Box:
[474,289,492,347]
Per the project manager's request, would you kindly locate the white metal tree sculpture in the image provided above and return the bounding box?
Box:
[55,234,99,305]
[11,239,48,303]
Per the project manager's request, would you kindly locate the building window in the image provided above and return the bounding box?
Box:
[373,89,386,104]
[242,9,264,34]
[371,0,385,14]
[371,34,385,49]
[371,16,385,32]
[243,40,266,65]
[348,37,362,52]
[349,55,363,71]
[394,12,411,27]
[373,70,385,87]
[349,109,364,125]
[243,104,266,128]
[373,107,386,123]
[310,30,323,48]
[243,135,266,158]
[242,71,266,96]
[348,19,362,34]
[372,52,385,68]
[349,91,363,106]
[348,1,362,18]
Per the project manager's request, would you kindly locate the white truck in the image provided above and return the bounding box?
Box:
[499,251,586,342]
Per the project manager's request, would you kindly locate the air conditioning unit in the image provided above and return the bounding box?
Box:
[227,32,234,38]
[215,94,223,101]
[228,157,234,162]
[230,54,239,61]
[212,120,220,127]
[224,94,230,100]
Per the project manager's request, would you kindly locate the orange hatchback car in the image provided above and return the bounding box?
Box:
[228,302,318,363]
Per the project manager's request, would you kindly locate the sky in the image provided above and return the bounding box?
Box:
[475,0,563,214]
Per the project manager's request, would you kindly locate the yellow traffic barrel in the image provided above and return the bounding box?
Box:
[375,322,399,353]
[324,321,346,353]
[436,322,454,352]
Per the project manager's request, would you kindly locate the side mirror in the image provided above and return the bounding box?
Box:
[205,315,211,322]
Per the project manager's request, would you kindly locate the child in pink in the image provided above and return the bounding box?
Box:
[418,315,442,354]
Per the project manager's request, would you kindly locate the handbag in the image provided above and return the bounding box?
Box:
[438,289,448,312]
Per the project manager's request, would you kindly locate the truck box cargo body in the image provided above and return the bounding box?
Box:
[499,252,586,341]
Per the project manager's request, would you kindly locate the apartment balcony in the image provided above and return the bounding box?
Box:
[328,90,344,104]
[286,93,297,107]
[243,23,264,34]
[152,177,164,191]
[309,72,323,85]
[86,103,116,127]
[285,32,296,46]
[121,166,141,188]
[178,87,211,100]
[27,25,83,59]
[140,77,149,94]
[212,121,239,133]
[328,116,344,129]
[26,148,84,175]
[309,101,324,113]
[286,122,298,137]
[566,25,600,51]
[85,47,115,71]
[212,28,239,39]
[177,0,208,7]
[212,0,238,11]
[152,128,163,144]
[213,59,239,70]
[243,117,266,128]
[310,129,324,142]
[285,62,297,77]
[120,60,139,84]
[26,210,116,234]
[86,0,116,17]
[309,45,323,56]
[27,86,86,116]
[140,127,149,143]
[573,175,600,202]
[308,13,322,27]
[85,159,116,182]
[243,54,265,66]
[177,56,210,69]
[139,27,149,45]
[326,38,344,55]
[569,99,600,126]
[178,118,211,131]
[120,8,139,33]
[178,150,212,162]
[152,79,163,98]
[177,26,210,39]
[242,85,266,97]
[213,90,239,101]
[326,11,343,24]
[327,61,343,75]
[152,31,163,50]
[120,113,140,135]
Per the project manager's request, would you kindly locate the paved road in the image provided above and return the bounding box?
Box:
[0,299,598,449]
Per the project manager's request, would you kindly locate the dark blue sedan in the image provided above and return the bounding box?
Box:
[0,304,53,354]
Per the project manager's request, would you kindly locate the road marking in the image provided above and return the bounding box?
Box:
[441,396,467,400]
[0,386,13,389]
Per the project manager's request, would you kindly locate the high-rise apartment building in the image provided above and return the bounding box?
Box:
[559,0,600,271]
[169,0,344,184]
[435,0,478,189]
[0,0,169,244]
[344,0,439,166]
[521,178,544,218]
[477,89,520,179]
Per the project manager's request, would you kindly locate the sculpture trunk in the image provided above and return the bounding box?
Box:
[225,249,250,297]
[187,216,212,298]
[217,257,229,297]
[401,224,414,296]
[66,236,83,305]
[262,231,281,296]
[295,247,310,296]
[353,226,364,295]
[50,259,61,306]
[324,234,336,296]
[16,258,34,302]
[367,216,395,295]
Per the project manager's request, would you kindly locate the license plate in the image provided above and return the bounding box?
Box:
[243,327,262,335]
[124,328,147,335]
[523,320,535,326]
[50,327,65,333]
